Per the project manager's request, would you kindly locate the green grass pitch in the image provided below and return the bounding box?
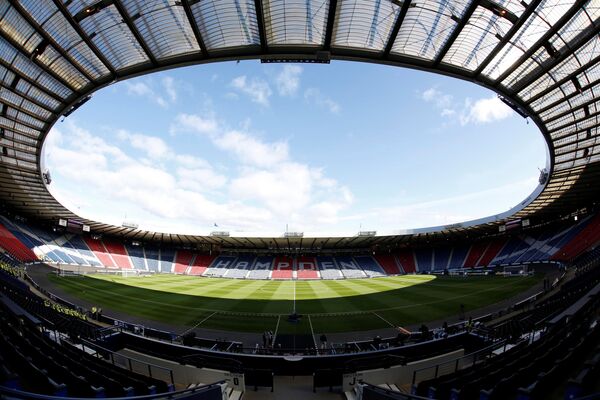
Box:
[48,273,541,334]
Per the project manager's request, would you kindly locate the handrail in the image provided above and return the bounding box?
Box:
[73,337,176,385]
[410,338,509,385]
[0,382,225,400]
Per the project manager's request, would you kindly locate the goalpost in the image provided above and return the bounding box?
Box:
[502,265,533,277]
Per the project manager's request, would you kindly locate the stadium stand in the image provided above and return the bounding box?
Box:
[144,248,160,273]
[447,245,469,270]
[187,255,216,276]
[159,248,175,273]
[83,238,116,268]
[102,241,132,269]
[463,241,488,268]
[373,254,401,275]
[272,256,294,279]
[397,250,416,273]
[226,255,255,279]
[433,247,451,271]
[204,256,237,277]
[0,222,37,263]
[336,256,367,279]
[478,238,507,267]
[552,213,600,262]
[248,256,273,279]
[173,250,194,274]
[125,245,146,271]
[296,256,319,279]
[316,256,342,279]
[354,256,386,277]
[414,249,433,272]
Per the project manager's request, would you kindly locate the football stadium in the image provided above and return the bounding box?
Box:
[1,1,600,399]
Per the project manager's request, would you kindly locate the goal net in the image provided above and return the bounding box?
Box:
[502,265,533,276]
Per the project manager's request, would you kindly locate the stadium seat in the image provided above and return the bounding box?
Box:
[173,250,194,274]
[103,241,133,269]
[187,254,216,276]
[316,256,342,279]
[373,254,402,275]
[159,249,176,273]
[204,256,237,277]
[354,256,386,277]
[83,237,116,268]
[0,223,37,262]
[396,250,416,274]
[226,255,255,278]
[463,241,489,268]
[296,256,319,279]
[335,256,366,279]
[248,256,273,279]
[272,256,294,279]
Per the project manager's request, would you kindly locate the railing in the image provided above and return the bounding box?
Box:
[410,339,510,386]
[0,382,225,400]
[71,337,176,386]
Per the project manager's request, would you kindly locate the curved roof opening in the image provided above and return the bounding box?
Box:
[42,61,547,236]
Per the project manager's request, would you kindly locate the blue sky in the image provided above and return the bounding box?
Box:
[43,60,547,235]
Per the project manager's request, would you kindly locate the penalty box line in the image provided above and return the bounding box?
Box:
[179,311,217,337]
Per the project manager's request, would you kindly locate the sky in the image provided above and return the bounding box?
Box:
[42,60,548,236]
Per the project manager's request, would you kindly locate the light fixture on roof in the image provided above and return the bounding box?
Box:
[30,39,49,60]
[544,42,559,59]
[572,77,583,94]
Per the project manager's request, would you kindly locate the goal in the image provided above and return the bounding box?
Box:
[502,265,533,276]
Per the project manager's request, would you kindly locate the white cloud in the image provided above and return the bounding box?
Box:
[171,113,289,168]
[460,97,513,125]
[421,87,453,109]
[213,130,289,168]
[124,77,179,108]
[162,76,177,102]
[230,75,272,106]
[304,88,341,114]
[421,87,513,126]
[46,116,354,233]
[276,65,302,96]
[117,130,171,160]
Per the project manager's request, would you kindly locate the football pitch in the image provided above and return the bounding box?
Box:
[48,273,541,334]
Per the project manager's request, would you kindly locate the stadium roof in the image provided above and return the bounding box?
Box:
[0,0,599,249]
